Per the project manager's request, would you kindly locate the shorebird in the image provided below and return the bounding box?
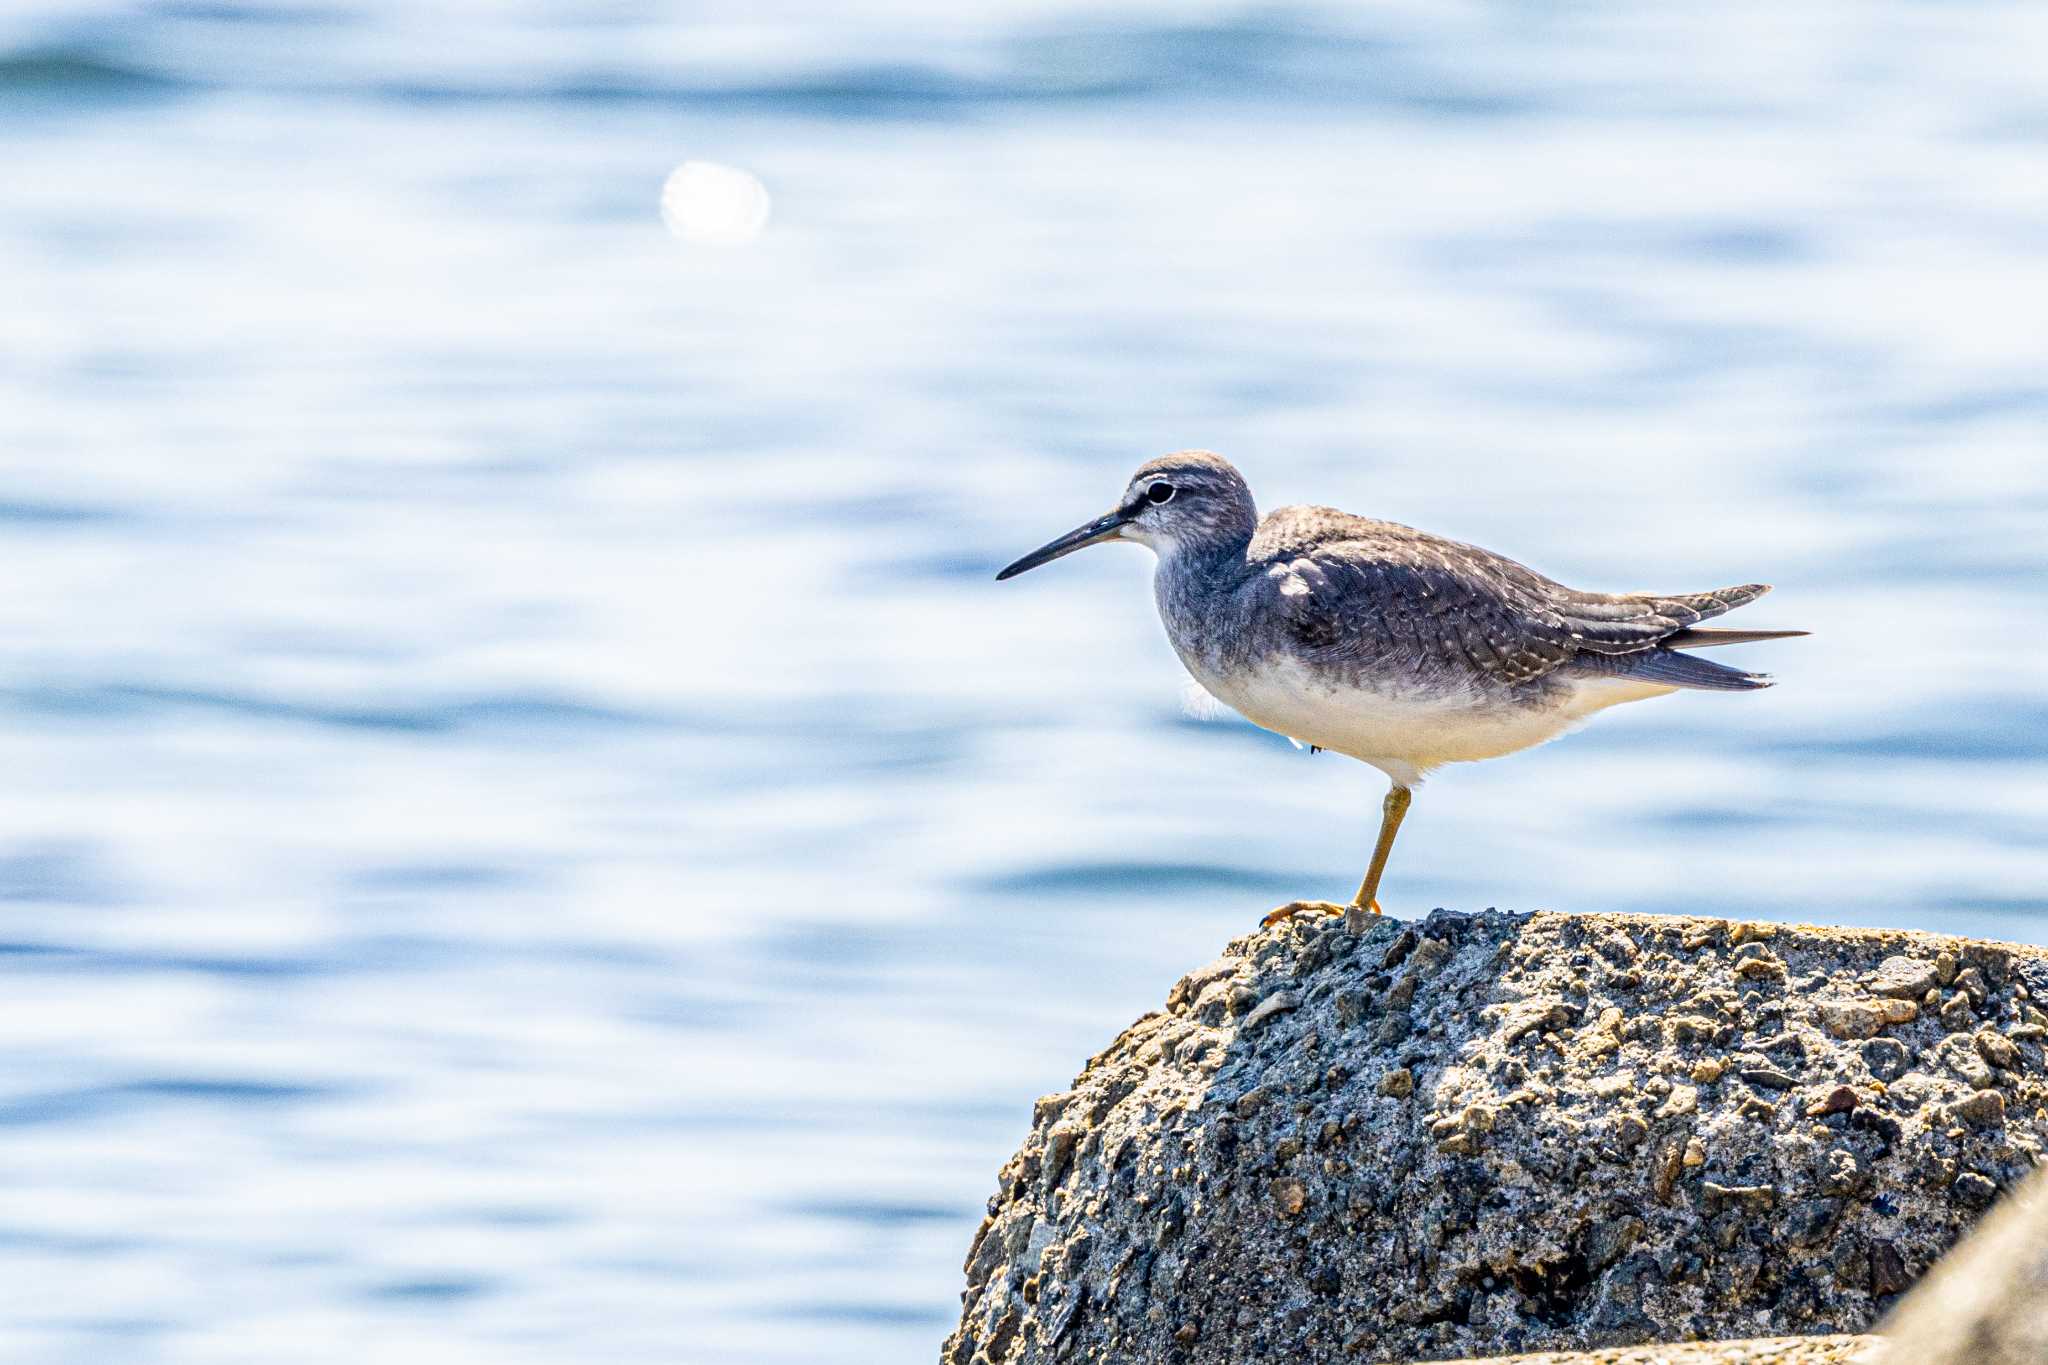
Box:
[996,451,1804,931]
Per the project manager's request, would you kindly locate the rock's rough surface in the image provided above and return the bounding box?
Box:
[1435,1336,1877,1364]
[1871,1162,2048,1362]
[945,910,2048,1365]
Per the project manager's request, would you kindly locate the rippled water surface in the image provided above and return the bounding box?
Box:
[3,2,2046,1359]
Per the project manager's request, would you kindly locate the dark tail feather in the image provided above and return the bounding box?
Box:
[1590,648,1773,691]
[1662,627,1810,650]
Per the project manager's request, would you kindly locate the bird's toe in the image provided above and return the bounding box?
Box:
[1261,900,1348,928]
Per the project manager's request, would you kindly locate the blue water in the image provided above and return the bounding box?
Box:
[2,2,2044,1359]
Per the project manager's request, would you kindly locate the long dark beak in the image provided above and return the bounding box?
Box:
[995,509,1131,581]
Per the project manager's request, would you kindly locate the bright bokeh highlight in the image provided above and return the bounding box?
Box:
[659,160,771,246]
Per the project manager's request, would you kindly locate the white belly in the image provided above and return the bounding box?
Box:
[1191,656,1674,787]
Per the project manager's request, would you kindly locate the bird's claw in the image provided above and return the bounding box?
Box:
[1261,900,1348,927]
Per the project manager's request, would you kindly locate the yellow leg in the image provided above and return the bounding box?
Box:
[1345,785,1412,934]
[1262,784,1413,933]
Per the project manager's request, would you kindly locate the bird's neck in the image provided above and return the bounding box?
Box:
[1151,525,1253,623]
[1143,496,1258,646]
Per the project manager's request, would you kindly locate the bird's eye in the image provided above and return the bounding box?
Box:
[1146,482,1176,505]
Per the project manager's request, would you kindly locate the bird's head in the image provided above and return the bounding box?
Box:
[995,450,1256,580]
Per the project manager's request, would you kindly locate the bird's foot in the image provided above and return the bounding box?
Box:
[1343,899,1384,934]
[1261,900,1348,928]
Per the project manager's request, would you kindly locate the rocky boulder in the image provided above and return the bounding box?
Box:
[944,910,2048,1364]
[1873,1160,2048,1362]
[1436,1336,1876,1364]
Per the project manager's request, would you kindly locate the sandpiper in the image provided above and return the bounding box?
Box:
[997,451,1804,931]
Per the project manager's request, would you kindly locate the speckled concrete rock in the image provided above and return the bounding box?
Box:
[1870,1161,2048,1362]
[945,910,2048,1365]
[1431,1335,1877,1364]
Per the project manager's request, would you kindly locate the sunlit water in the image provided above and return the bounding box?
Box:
[2,2,2045,1360]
